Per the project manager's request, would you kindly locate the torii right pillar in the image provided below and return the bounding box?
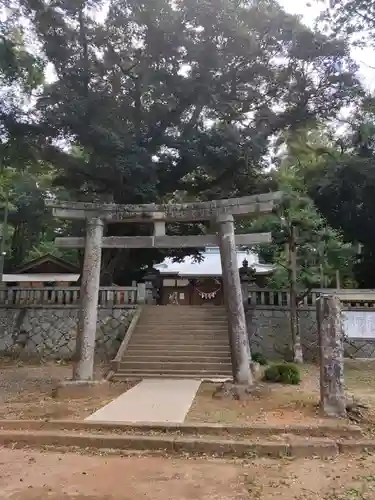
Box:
[217,214,253,385]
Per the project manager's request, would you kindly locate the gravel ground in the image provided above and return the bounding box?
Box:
[187,361,375,426]
[2,448,375,499]
[0,361,134,420]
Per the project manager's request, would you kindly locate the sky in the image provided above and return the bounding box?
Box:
[279,0,375,90]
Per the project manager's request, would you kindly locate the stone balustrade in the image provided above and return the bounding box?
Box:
[0,286,140,307]
[1,285,375,309]
[248,288,375,309]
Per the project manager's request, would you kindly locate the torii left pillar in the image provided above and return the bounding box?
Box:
[73,217,104,381]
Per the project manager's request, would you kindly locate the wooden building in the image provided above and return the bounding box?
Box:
[2,254,80,287]
[154,246,273,305]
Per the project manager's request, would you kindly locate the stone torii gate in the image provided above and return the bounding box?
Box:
[48,193,279,385]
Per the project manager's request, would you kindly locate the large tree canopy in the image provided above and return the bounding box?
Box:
[20,0,360,202]
[0,0,365,283]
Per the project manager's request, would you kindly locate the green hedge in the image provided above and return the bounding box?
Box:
[263,363,301,385]
[251,352,268,366]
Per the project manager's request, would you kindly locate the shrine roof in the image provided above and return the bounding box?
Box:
[2,273,80,282]
[154,247,274,277]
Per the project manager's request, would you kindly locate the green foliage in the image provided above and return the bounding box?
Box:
[0,9,45,169]
[264,363,301,385]
[251,352,268,366]
[0,34,44,90]
[301,102,375,287]
[239,163,355,291]
[320,3,375,290]
[0,7,49,271]
[0,161,81,270]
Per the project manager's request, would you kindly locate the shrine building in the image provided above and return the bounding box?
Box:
[154,246,274,306]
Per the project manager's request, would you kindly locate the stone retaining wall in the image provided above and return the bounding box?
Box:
[0,307,136,360]
[1,304,373,362]
[247,307,375,361]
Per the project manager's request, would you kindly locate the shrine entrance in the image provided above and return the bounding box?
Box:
[160,278,224,305]
[191,278,223,305]
[48,193,280,385]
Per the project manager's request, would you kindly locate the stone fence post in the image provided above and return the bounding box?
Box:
[137,283,146,304]
[316,294,346,418]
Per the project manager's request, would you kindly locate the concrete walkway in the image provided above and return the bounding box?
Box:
[86,379,202,423]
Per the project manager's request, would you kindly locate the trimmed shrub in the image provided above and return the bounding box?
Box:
[263,362,301,385]
[251,352,268,366]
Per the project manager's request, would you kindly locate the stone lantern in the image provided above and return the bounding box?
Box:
[143,266,161,304]
[239,258,256,310]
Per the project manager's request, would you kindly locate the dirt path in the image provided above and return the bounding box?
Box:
[1,448,375,499]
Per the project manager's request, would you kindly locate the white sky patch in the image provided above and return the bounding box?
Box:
[278,0,375,90]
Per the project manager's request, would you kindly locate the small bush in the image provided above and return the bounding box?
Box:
[251,352,268,366]
[263,362,301,385]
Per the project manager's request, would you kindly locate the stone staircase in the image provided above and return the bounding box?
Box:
[111,305,232,380]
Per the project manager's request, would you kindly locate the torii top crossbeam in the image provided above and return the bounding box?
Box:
[47,192,281,222]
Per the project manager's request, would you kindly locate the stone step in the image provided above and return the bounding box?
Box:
[127,347,230,354]
[123,353,231,362]
[139,319,227,324]
[136,328,228,332]
[144,304,225,311]
[128,339,230,347]
[123,359,231,367]
[141,308,227,312]
[139,313,228,323]
[133,329,228,336]
[141,310,227,317]
[131,330,228,336]
[140,318,228,322]
[135,325,228,330]
[137,321,228,326]
[127,339,229,347]
[130,340,228,347]
[134,329,228,340]
[127,340,229,347]
[112,372,232,380]
[119,360,232,370]
[112,304,233,380]
[126,345,230,354]
[114,368,233,377]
